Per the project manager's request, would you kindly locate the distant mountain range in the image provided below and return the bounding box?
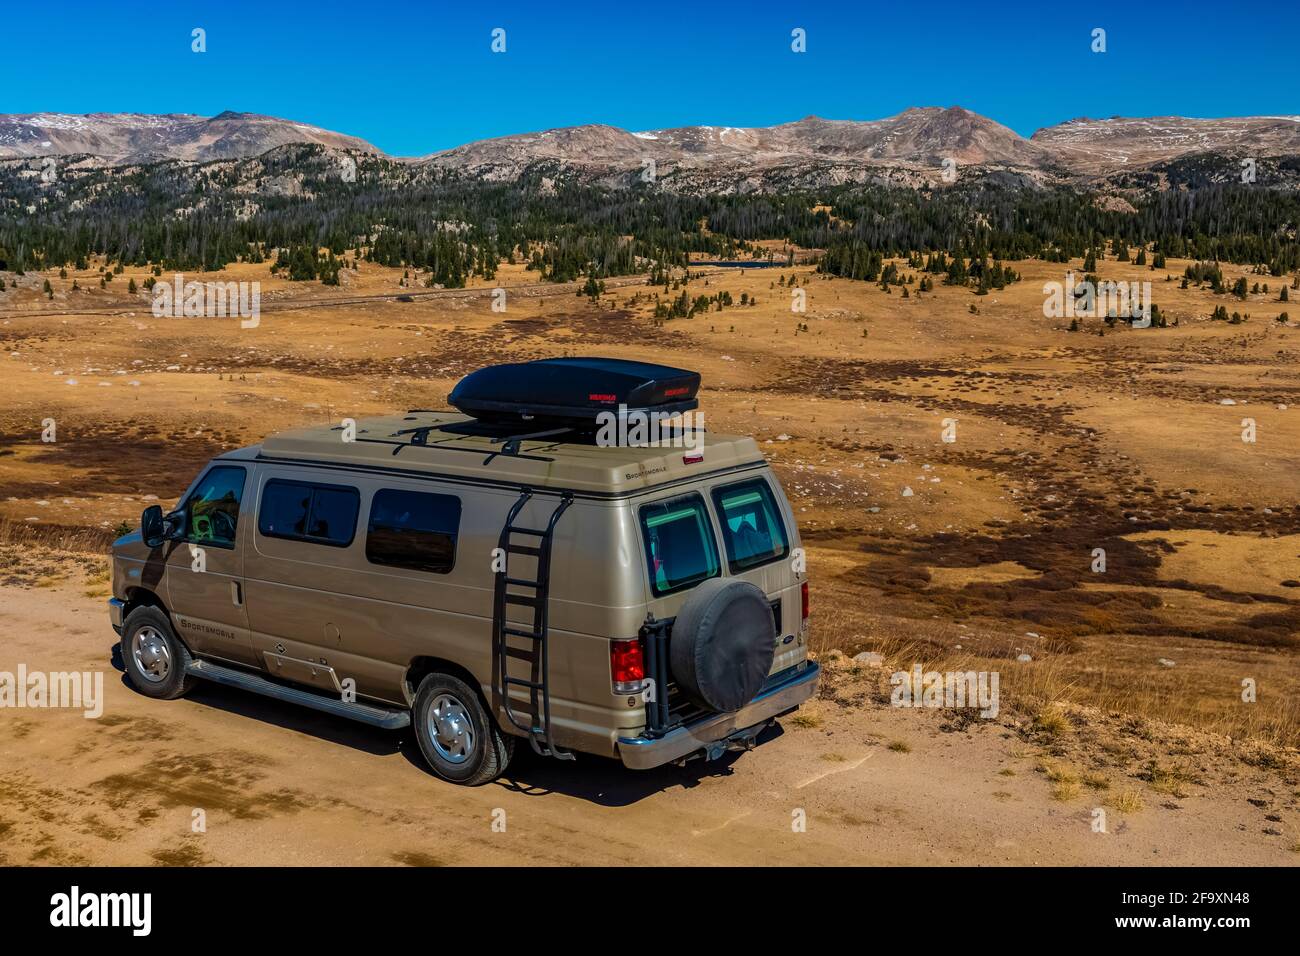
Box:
[0,111,376,165]
[3,106,1299,191]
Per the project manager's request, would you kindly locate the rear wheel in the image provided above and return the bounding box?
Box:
[121,605,196,700]
[412,672,514,786]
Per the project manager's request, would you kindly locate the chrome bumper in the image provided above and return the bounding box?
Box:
[108,598,126,633]
[617,661,820,770]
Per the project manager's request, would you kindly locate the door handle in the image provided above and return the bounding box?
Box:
[230,581,243,607]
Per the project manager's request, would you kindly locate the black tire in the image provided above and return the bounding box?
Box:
[120,605,196,700]
[669,578,776,712]
[412,672,514,786]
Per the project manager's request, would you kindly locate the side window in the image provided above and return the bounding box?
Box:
[711,478,789,572]
[366,489,461,574]
[185,465,247,548]
[638,493,720,597]
[258,479,359,547]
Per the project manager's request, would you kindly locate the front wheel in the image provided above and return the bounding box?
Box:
[120,605,196,700]
[412,673,514,786]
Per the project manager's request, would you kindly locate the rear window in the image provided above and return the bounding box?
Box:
[712,478,789,572]
[366,488,461,574]
[258,479,359,547]
[639,493,720,596]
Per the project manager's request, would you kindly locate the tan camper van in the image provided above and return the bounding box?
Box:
[108,358,819,785]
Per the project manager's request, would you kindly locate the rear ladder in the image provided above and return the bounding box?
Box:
[493,488,575,759]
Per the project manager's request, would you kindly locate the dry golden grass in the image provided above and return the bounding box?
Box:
[1036,758,1081,784]
[1106,790,1146,814]
[3,249,1299,759]
[1144,761,1196,798]
[0,517,114,553]
[1050,781,1082,801]
[1082,771,1111,791]
[1031,704,1074,738]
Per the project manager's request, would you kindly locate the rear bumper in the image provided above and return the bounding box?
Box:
[617,661,820,770]
[108,598,126,634]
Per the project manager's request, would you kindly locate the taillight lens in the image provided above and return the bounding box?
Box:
[801,581,810,623]
[610,639,645,694]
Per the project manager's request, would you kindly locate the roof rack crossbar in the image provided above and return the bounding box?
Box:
[491,426,575,457]
[351,436,555,463]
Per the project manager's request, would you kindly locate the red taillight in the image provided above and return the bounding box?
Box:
[610,639,645,693]
[801,581,810,623]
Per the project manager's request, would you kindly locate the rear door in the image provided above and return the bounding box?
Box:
[163,463,256,665]
[707,473,803,673]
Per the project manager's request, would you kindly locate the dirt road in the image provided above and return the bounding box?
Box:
[2,582,1292,866]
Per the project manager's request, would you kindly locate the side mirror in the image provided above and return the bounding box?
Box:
[141,505,165,548]
[163,508,187,541]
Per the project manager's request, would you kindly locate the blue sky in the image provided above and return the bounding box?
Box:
[3,0,1295,156]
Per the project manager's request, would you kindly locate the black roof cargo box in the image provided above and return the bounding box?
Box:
[448,357,700,426]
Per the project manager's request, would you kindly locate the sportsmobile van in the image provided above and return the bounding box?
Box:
[108,357,819,785]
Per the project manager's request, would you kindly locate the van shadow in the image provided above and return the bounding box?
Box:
[110,642,403,758]
[111,642,786,805]
[488,721,787,807]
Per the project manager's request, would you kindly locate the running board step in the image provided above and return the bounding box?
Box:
[185,660,410,730]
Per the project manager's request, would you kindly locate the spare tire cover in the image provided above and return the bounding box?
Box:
[669,578,776,712]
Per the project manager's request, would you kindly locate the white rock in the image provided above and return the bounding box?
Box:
[1016,653,1033,663]
[852,651,885,667]
[1219,398,1237,405]
[1158,658,1176,667]
[901,486,914,497]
